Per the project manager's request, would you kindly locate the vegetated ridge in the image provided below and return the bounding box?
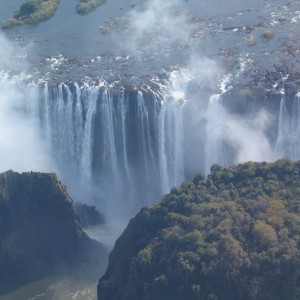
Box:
[2,0,60,28]
[98,159,300,300]
[1,0,105,28]
[0,170,106,296]
[76,0,105,15]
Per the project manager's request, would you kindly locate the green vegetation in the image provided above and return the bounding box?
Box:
[76,0,105,15]
[2,0,60,28]
[98,159,300,300]
[99,16,120,34]
[1,0,105,28]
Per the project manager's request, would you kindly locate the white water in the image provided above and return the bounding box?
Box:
[276,94,300,160]
[15,82,187,215]
[205,93,224,174]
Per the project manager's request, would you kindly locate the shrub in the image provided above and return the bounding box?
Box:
[2,0,60,28]
[76,0,105,15]
[261,28,275,42]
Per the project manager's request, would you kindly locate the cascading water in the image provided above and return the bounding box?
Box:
[291,93,300,159]
[81,85,98,180]
[204,74,232,174]
[136,91,156,190]
[276,93,300,160]
[158,99,185,192]
[2,71,300,217]
[276,96,291,157]
[205,93,224,174]
[16,82,187,216]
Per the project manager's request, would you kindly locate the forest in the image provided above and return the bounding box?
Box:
[99,159,300,300]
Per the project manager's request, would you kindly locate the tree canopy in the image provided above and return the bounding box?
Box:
[98,158,300,300]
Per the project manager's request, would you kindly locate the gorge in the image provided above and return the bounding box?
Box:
[0,0,300,299]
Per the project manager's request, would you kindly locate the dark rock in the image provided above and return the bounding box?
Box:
[0,170,107,296]
[75,203,105,228]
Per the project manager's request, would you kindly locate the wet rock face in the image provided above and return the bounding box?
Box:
[0,170,105,296]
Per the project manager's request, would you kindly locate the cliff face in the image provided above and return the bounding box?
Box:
[98,159,300,300]
[0,170,105,296]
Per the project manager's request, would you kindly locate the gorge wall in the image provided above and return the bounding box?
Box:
[0,170,106,296]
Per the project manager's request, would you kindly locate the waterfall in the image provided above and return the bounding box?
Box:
[158,102,169,192]
[99,90,120,185]
[118,91,132,190]
[81,85,98,180]
[137,91,155,187]
[276,94,300,160]
[158,99,185,193]
[3,76,299,216]
[204,74,232,174]
[170,101,185,186]
[205,94,224,174]
[276,97,290,156]
[15,83,186,214]
[291,94,300,159]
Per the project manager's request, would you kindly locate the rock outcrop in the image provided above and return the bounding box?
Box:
[0,170,106,296]
[75,203,105,228]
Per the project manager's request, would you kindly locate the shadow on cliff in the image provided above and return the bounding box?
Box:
[0,170,108,300]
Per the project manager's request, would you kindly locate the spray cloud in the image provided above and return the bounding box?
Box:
[0,33,55,173]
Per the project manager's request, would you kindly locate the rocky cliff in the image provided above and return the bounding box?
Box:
[0,170,106,296]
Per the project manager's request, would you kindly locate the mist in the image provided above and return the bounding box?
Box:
[0,33,55,174]
[123,0,191,52]
[167,62,277,176]
[224,109,276,164]
[0,0,279,202]
[0,1,298,299]
[110,0,280,185]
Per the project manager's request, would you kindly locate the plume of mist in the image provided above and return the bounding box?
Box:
[223,109,276,164]
[167,60,276,175]
[0,33,56,173]
[0,33,30,73]
[122,0,276,168]
[121,0,193,53]
[203,88,276,171]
